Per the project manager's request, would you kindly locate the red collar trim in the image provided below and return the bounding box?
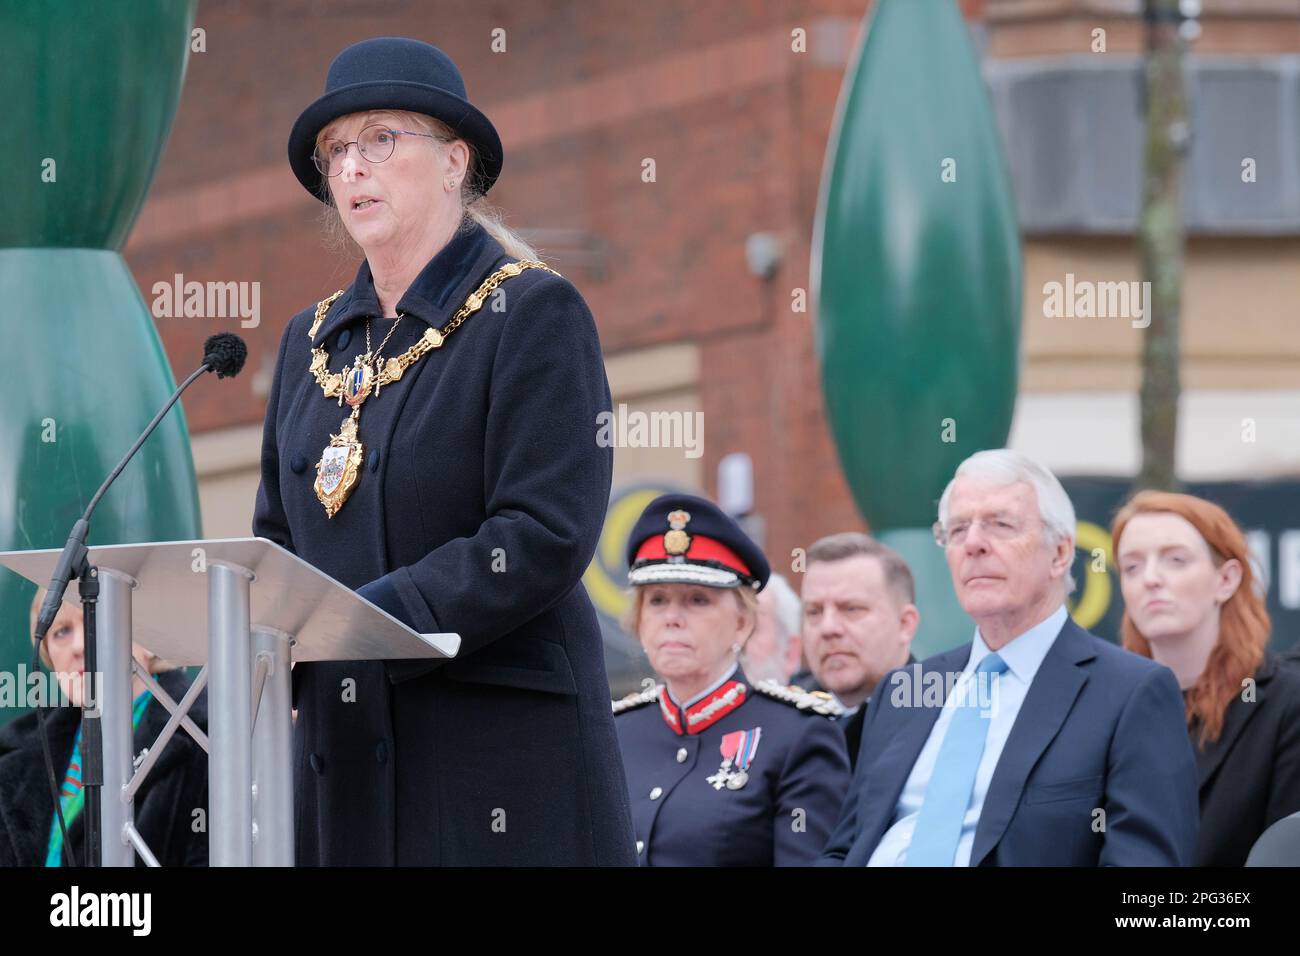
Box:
[657,680,747,736]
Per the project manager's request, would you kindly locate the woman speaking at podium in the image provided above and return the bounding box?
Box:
[253,37,635,865]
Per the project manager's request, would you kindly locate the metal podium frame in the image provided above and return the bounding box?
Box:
[0,536,460,867]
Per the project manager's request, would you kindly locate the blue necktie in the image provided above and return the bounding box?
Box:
[904,652,1008,866]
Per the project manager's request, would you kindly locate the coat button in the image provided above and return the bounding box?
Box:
[649,786,663,800]
[375,740,388,763]
[636,840,645,855]
[676,748,688,763]
[337,328,351,350]
[309,752,324,775]
[290,454,307,475]
[369,448,381,473]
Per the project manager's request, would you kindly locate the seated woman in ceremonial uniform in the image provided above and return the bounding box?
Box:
[0,589,208,867]
[613,494,852,866]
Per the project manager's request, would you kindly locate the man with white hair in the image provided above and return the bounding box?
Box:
[741,572,804,686]
[820,449,1199,866]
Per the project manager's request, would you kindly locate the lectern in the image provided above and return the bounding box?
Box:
[0,536,460,867]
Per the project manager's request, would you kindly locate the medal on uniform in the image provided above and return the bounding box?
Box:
[728,727,761,789]
[706,739,735,790]
[707,727,761,790]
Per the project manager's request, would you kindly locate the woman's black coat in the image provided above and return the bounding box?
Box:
[0,668,209,866]
[253,217,636,865]
[1193,652,1300,865]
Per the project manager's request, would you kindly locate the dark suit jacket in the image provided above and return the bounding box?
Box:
[254,217,635,866]
[1193,652,1300,866]
[840,708,866,773]
[789,670,866,769]
[819,618,1200,866]
[836,655,915,772]
[0,669,208,867]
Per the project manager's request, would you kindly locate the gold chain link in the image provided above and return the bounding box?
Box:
[307,258,559,399]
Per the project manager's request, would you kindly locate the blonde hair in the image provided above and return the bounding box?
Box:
[29,586,171,675]
[621,584,760,645]
[315,110,540,261]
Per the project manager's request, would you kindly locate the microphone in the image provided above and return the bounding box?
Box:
[203,332,247,379]
[34,334,248,638]
[32,333,247,866]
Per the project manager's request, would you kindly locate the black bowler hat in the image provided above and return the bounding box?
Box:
[287,36,503,201]
[626,494,771,592]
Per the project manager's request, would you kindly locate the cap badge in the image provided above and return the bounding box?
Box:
[663,509,692,556]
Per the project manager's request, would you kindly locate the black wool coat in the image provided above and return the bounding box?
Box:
[253,217,636,866]
[1193,652,1300,866]
[0,668,209,867]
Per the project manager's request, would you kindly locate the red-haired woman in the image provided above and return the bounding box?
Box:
[1112,491,1300,865]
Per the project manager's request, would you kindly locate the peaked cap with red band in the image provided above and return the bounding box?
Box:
[626,493,770,591]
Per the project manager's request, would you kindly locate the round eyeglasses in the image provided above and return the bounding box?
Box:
[312,124,437,177]
[932,514,1030,548]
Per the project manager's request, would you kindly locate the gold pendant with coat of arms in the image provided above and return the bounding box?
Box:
[314,410,364,518]
[305,259,558,518]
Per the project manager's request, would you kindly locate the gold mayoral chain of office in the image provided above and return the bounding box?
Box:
[306,259,559,518]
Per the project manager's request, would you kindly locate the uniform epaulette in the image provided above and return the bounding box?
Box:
[752,679,845,717]
[612,685,660,715]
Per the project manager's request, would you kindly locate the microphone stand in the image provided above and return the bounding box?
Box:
[33,337,243,869]
[79,555,101,866]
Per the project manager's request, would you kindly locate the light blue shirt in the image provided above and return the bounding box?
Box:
[866,604,1068,867]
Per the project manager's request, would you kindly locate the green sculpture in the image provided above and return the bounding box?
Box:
[0,0,202,725]
[813,0,1022,656]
